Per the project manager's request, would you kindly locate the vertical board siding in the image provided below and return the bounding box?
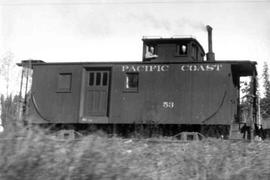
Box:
[110,63,233,125]
[30,62,235,125]
[30,65,82,123]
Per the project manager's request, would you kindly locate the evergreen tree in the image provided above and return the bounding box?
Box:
[260,62,270,119]
[240,77,257,124]
[240,77,253,106]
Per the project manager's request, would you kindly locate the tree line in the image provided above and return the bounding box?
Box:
[261,62,270,119]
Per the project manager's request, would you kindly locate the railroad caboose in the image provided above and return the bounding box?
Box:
[18,26,258,138]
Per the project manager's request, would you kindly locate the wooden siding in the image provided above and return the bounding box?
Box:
[29,64,82,123]
[29,62,237,125]
[110,63,233,125]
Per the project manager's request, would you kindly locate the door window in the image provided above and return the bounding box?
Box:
[89,71,109,87]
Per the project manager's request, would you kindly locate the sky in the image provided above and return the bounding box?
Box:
[0,0,270,96]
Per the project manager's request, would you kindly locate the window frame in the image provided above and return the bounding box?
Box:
[123,72,139,93]
[88,71,109,87]
[144,44,158,60]
[175,44,188,57]
[56,73,72,93]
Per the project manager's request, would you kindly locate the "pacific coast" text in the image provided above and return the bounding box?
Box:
[121,64,223,72]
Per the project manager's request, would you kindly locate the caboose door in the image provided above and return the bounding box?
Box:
[80,69,110,123]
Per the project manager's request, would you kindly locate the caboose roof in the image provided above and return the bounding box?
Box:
[230,60,257,76]
[17,60,257,76]
[142,37,206,55]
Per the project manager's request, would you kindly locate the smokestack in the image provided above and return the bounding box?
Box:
[206,25,215,61]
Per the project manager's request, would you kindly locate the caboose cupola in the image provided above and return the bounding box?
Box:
[142,37,205,62]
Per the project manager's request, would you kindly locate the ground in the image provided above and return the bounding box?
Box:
[0,128,270,180]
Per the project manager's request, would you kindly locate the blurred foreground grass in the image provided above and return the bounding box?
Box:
[0,128,270,180]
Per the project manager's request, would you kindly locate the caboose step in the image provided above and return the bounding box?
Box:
[229,123,243,140]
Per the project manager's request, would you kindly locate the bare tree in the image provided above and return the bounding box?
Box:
[0,51,16,130]
[0,51,15,97]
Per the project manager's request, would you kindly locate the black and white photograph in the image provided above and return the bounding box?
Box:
[0,0,270,179]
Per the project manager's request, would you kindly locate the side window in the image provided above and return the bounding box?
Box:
[145,45,158,59]
[124,73,139,92]
[176,44,188,56]
[57,73,72,92]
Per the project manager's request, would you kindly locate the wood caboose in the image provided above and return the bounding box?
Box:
[18,26,258,138]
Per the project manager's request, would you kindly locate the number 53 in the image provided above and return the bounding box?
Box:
[163,102,174,108]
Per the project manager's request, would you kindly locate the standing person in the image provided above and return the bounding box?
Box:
[254,123,260,138]
[259,124,265,140]
[240,123,248,139]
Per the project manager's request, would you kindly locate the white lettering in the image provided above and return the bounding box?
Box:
[145,65,150,72]
[137,66,144,72]
[163,101,174,108]
[122,64,223,72]
[180,64,223,72]
[206,65,214,71]
[161,65,169,72]
[151,65,157,72]
[130,66,136,72]
[199,65,205,71]
[121,65,170,72]
[149,65,155,72]
[181,65,187,71]
[216,64,222,71]
[122,65,129,72]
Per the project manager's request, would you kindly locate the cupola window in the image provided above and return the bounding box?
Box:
[145,45,158,59]
[176,44,188,56]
